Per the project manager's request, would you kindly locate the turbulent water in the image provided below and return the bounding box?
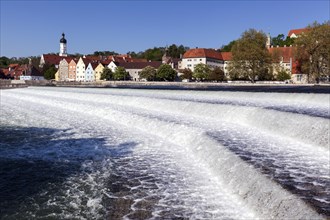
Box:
[0,87,329,219]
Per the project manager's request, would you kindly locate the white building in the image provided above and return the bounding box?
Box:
[181,48,224,72]
[76,57,89,81]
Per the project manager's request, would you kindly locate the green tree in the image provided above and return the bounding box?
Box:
[193,63,211,81]
[92,51,118,57]
[0,56,10,68]
[100,67,113,80]
[168,44,187,58]
[276,70,291,81]
[295,21,330,83]
[208,66,226,82]
[113,66,130,80]
[228,29,272,82]
[272,34,295,47]
[43,65,57,80]
[139,66,156,81]
[220,40,237,52]
[156,64,176,81]
[144,47,164,61]
[179,68,193,81]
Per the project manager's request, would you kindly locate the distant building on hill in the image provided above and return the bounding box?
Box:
[287,28,308,38]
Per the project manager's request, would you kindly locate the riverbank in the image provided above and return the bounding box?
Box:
[1,80,330,93]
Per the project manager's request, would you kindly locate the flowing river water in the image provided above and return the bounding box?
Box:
[0,87,329,219]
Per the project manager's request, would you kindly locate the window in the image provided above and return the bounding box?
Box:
[200,59,202,61]
[297,74,302,81]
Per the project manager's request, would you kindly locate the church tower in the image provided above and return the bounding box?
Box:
[266,33,271,49]
[59,33,67,57]
[162,46,171,64]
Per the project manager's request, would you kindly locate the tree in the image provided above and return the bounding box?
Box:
[139,66,156,81]
[168,44,187,58]
[43,65,57,80]
[276,70,291,81]
[295,21,330,83]
[144,47,164,61]
[92,51,118,57]
[113,66,130,81]
[100,67,113,80]
[128,45,189,61]
[179,68,193,81]
[156,64,176,81]
[228,29,272,82]
[193,63,211,81]
[209,66,226,82]
[220,40,237,52]
[0,56,11,68]
[272,34,295,47]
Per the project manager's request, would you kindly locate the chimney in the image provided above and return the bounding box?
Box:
[290,45,292,47]
[284,45,286,47]
[180,54,182,59]
[277,45,279,48]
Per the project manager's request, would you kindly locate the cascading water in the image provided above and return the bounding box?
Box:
[0,87,329,219]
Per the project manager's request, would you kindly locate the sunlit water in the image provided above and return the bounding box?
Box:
[0,87,329,219]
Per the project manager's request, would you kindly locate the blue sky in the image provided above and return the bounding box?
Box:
[1,0,329,58]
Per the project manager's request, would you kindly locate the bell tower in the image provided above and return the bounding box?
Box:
[59,33,67,57]
[266,33,271,49]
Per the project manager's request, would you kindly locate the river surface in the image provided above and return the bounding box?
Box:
[0,87,329,219]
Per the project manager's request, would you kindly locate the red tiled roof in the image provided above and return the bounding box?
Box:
[42,54,74,66]
[85,55,102,61]
[220,52,232,61]
[131,58,148,62]
[101,60,111,65]
[2,69,9,76]
[9,64,19,68]
[268,46,295,63]
[183,48,223,60]
[268,46,300,74]
[116,61,162,69]
[287,28,308,37]
[91,63,99,69]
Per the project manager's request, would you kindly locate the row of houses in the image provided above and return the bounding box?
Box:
[45,28,307,83]
[51,52,179,81]
[1,28,307,82]
[0,62,44,80]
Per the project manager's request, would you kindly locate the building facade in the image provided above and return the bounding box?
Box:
[68,59,77,81]
[76,58,87,81]
[94,63,105,81]
[58,59,69,81]
[181,48,224,72]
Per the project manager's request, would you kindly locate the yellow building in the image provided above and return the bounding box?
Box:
[55,70,59,81]
[94,63,105,81]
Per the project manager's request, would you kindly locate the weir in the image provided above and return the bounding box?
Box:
[0,87,329,219]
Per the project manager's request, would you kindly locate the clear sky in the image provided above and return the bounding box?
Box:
[1,0,329,58]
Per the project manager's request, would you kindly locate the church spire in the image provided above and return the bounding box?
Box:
[59,33,67,56]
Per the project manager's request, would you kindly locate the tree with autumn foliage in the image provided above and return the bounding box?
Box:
[295,21,330,83]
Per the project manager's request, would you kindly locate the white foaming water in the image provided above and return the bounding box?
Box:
[1,87,329,219]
